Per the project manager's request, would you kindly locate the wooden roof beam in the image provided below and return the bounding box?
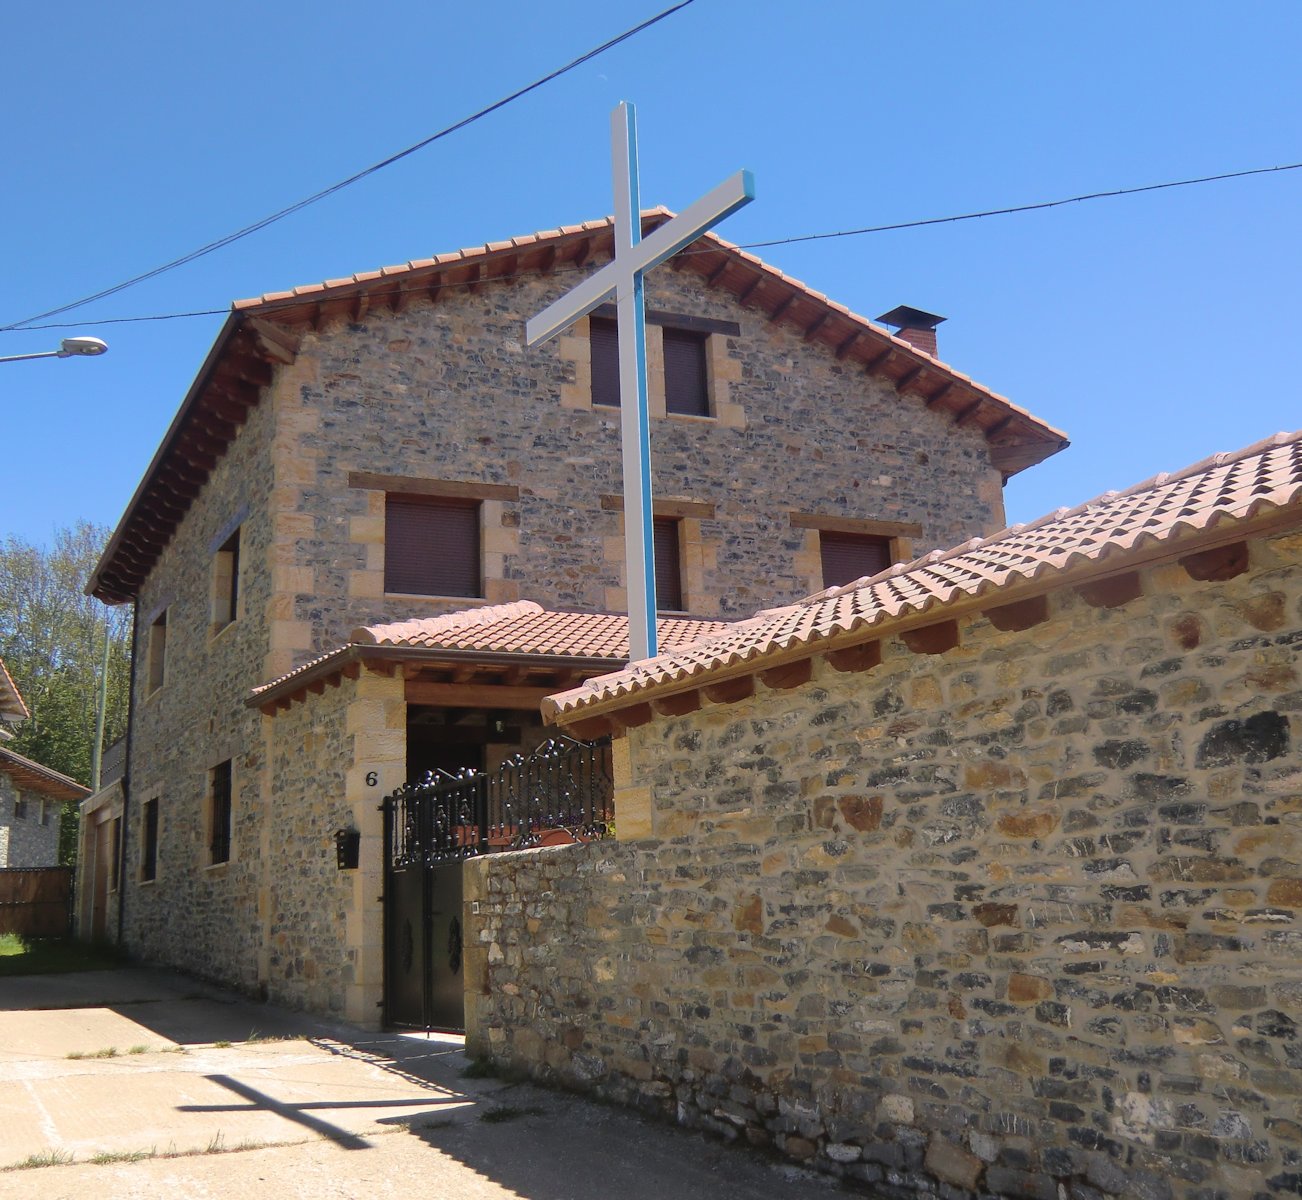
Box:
[803,313,830,343]
[952,399,985,428]
[834,331,861,360]
[925,382,953,409]
[245,317,301,364]
[737,273,765,305]
[894,365,923,394]
[768,294,796,324]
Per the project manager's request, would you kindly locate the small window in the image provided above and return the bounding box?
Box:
[820,532,891,589]
[663,328,709,416]
[140,799,158,882]
[209,761,232,866]
[13,797,27,820]
[653,518,684,611]
[591,317,620,407]
[147,609,167,693]
[109,816,121,891]
[39,800,51,827]
[384,495,481,597]
[212,527,241,630]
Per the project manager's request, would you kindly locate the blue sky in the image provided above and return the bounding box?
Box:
[4,1,1300,553]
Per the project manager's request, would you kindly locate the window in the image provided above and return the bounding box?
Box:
[212,527,241,629]
[590,316,620,407]
[40,800,51,826]
[820,532,891,589]
[146,609,167,693]
[663,328,709,416]
[592,319,712,417]
[384,495,481,597]
[209,761,232,866]
[653,518,684,611]
[110,817,121,891]
[13,797,27,820]
[140,799,158,882]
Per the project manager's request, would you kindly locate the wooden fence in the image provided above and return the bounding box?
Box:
[0,868,73,938]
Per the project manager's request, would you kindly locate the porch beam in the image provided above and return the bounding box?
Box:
[404,680,555,709]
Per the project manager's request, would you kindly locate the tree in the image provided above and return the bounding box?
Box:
[0,523,132,863]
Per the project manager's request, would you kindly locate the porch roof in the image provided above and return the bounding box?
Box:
[0,745,90,803]
[545,428,1302,729]
[249,601,734,714]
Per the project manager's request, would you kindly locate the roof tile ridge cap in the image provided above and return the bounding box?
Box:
[1105,429,1302,507]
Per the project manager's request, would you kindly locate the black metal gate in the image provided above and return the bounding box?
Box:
[382,736,612,1032]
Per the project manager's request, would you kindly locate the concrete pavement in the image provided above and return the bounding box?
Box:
[0,966,846,1198]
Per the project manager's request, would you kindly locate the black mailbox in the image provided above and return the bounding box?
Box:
[334,827,360,870]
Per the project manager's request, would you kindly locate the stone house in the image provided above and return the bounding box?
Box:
[0,658,88,868]
[470,430,1302,1199]
[80,210,1066,1025]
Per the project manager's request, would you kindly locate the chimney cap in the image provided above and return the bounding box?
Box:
[876,305,947,332]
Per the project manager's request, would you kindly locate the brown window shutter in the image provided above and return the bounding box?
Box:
[654,518,683,611]
[663,328,709,416]
[820,532,890,588]
[591,317,620,407]
[385,495,481,596]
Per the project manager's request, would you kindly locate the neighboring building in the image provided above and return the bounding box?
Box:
[81,210,1066,1023]
[478,430,1302,1200]
[0,658,89,868]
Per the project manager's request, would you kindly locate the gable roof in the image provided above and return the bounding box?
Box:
[545,429,1302,726]
[0,659,29,725]
[89,210,1068,604]
[250,601,733,713]
[0,744,89,803]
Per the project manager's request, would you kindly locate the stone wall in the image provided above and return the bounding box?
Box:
[466,529,1302,1199]
[123,383,279,988]
[277,264,1007,656]
[0,775,60,868]
[261,666,404,1023]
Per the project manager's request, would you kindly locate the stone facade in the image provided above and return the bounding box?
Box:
[111,240,1020,1011]
[0,773,60,868]
[465,528,1302,1199]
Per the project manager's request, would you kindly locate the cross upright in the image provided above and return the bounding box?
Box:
[526,101,754,662]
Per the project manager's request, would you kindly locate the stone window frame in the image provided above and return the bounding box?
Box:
[347,473,522,607]
[139,793,160,885]
[560,309,746,430]
[601,496,715,615]
[790,513,923,593]
[209,509,246,636]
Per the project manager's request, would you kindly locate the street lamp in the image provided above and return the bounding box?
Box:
[0,336,108,364]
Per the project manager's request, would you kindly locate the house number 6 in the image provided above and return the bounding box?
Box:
[365,771,378,786]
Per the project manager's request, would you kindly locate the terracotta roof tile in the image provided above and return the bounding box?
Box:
[0,744,89,801]
[0,658,29,723]
[548,429,1302,720]
[250,602,733,700]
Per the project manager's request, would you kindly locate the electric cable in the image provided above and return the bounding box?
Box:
[0,0,696,333]
[8,156,1300,334]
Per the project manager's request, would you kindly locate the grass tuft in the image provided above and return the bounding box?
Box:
[3,1148,74,1171]
[460,1057,500,1079]
[89,1149,155,1166]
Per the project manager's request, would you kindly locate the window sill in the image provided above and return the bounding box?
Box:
[203,861,231,876]
[665,411,716,422]
[138,877,157,887]
[383,592,490,605]
[209,619,238,645]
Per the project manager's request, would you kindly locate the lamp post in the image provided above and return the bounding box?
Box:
[0,336,108,364]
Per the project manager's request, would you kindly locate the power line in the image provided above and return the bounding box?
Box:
[0,0,696,334]
[729,160,1302,252]
[9,156,1301,334]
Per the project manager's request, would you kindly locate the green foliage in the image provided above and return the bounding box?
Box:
[0,936,125,976]
[0,522,132,864]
